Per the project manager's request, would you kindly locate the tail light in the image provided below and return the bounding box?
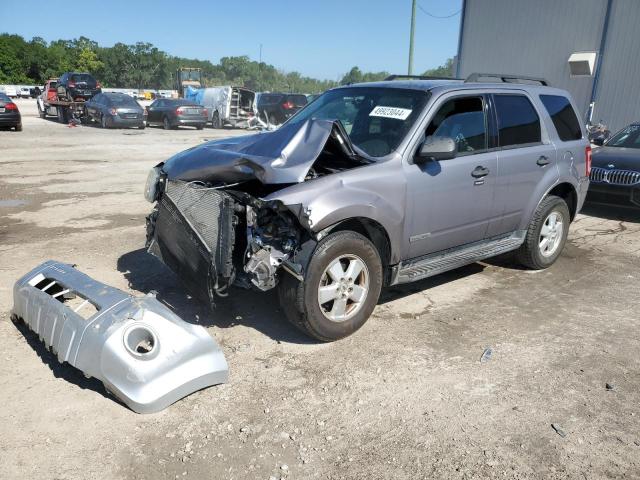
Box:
[96,82,102,88]
[176,107,184,115]
[5,103,18,111]
[68,82,76,88]
[47,88,56,93]
[282,100,295,110]
[109,108,117,115]
[585,145,592,176]
[202,108,208,117]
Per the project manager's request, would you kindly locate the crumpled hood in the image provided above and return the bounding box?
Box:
[163,118,357,184]
[592,147,640,171]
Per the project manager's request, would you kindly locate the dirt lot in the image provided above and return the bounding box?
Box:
[1,99,640,480]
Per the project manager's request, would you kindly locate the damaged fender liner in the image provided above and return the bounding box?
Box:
[12,261,229,414]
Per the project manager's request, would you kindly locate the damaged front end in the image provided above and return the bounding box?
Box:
[145,118,369,302]
[12,261,229,413]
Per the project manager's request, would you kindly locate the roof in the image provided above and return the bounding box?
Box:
[339,79,569,96]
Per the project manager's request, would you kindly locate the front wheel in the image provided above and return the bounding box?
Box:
[517,195,570,269]
[278,231,383,342]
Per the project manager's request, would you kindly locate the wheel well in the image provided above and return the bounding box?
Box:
[548,183,578,220]
[327,218,392,268]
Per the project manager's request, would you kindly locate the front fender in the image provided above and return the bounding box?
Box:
[266,163,407,263]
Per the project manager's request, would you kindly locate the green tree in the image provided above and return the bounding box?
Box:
[75,47,103,73]
[422,57,455,78]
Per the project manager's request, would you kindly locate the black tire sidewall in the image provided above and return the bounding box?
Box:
[526,197,570,268]
[301,232,382,340]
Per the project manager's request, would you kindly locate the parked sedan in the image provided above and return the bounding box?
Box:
[85,92,146,129]
[0,93,22,131]
[588,122,640,207]
[145,99,207,130]
[257,93,308,125]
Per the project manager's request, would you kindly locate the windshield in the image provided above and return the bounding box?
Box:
[70,74,97,86]
[287,87,429,157]
[606,124,640,149]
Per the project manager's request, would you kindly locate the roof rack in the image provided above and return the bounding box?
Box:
[384,74,461,81]
[464,73,549,86]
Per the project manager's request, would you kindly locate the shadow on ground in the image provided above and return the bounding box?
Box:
[581,202,640,223]
[10,317,124,406]
[117,248,314,344]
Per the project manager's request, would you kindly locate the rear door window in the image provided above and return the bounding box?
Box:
[494,94,541,148]
[539,94,582,141]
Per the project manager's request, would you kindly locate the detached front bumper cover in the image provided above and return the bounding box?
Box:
[12,260,229,413]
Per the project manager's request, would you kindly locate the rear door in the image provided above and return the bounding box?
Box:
[486,92,558,236]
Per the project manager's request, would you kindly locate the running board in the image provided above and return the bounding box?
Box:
[391,231,526,285]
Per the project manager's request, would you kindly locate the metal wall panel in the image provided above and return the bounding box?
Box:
[591,0,640,131]
[458,0,607,119]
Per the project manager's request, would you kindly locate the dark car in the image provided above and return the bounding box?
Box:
[85,92,146,129]
[57,72,102,102]
[588,122,640,207]
[146,98,208,130]
[0,93,22,131]
[257,93,308,125]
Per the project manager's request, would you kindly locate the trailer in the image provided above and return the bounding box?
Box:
[36,78,88,124]
[184,85,259,128]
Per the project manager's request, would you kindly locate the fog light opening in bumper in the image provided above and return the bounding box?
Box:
[124,324,159,359]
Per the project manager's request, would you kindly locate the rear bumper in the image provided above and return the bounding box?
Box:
[0,113,21,126]
[12,260,228,413]
[112,115,145,127]
[175,118,206,127]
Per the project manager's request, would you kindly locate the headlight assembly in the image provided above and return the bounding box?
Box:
[144,166,162,203]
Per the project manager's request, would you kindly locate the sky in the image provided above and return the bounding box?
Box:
[3,0,463,80]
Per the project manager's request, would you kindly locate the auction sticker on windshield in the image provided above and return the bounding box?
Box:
[369,106,412,120]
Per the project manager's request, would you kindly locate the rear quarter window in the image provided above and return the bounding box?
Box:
[494,94,541,147]
[539,94,582,141]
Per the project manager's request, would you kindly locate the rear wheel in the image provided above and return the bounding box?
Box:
[278,231,383,342]
[196,124,204,130]
[37,103,46,119]
[14,123,22,132]
[517,195,570,269]
[101,114,109,129]
[163,116,172,130]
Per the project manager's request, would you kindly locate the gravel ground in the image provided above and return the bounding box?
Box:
[1,99,640,480]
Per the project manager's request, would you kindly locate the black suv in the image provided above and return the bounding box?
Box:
[57,72,101,102]
[257,93,308,125]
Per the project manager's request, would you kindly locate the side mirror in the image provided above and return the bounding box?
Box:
[415,136,457,163]
[592,137,604,146]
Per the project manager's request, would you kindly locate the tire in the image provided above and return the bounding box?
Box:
[37,103,46,119]
[14,123,22,132]
[278,231,383,342]
[196,124,204,130]
[163,116,172,130]
[269,114,279,126]
[139,124,146,130]
[212,111,221,129]
[517,195,570,270]
[101,114,108,129]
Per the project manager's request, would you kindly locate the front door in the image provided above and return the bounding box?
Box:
[404,94,498,258]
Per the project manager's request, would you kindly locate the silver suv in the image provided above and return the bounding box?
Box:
[144,74,590,341]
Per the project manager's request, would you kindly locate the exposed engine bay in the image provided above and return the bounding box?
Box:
[145,118,373,306]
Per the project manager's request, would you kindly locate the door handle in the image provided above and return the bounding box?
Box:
[471,166,490,178]
[537,155,551,166]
